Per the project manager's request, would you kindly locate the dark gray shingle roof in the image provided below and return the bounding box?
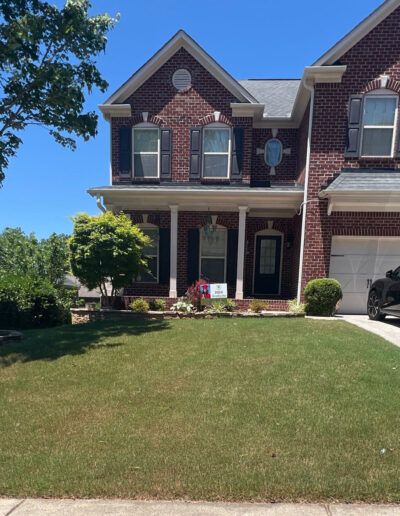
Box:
[239,79,301,118]
[323,170,400,193]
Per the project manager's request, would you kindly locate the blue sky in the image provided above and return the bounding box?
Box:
[0,0,382,238]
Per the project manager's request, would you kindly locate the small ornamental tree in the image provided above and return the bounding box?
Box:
[69,212,150,306]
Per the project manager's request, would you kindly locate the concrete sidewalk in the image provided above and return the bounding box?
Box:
[339,314,400,348]
[1,499,400,515]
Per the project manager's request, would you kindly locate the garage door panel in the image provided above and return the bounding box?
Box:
[338,293,367,315]
[330,237,400,315]
[374,256,400,276]
[330,238,378,256]
[330,255,378,275]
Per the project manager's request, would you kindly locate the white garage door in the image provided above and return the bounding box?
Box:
[329,236,400,314]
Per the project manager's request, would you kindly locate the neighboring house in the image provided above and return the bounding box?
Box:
[64,274,111,300]
[89,0,400,314]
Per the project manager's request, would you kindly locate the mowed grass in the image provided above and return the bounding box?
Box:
[1,318,400,502]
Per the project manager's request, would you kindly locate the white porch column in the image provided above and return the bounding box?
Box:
[235,206,248,300]
[169,205,178,298]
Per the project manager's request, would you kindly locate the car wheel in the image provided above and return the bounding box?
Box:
[367,291,386,321]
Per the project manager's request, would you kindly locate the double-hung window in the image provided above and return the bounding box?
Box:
[199,227,227,283]
[361,95,398,157]
[133,126,160,177]
[202,126,231,178]
[136,227,159,283]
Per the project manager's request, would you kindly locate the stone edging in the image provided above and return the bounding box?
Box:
[70,308,305,325]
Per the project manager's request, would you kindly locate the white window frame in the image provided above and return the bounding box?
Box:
[202,123,231,179]
[132,123,160,178]
[360,91,399,159]
[136,223,159,283]
[199,225,228,283]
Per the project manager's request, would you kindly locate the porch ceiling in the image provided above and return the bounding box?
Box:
[87,184,304,215]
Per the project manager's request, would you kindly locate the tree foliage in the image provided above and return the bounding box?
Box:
[69,212,150,305]
[0,0,117,184]
[0,227,70,285]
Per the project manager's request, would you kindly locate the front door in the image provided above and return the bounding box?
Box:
[254,235,282,296]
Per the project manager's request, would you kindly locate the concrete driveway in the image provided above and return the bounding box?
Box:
[340,314,400,348]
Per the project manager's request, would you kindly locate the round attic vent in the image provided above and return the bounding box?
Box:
[172,69,192,91]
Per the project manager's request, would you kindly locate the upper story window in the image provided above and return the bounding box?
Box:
[361,94,398,157]
[133,125,160,177]
[136,225,159,283]
[199,226,227,283]
[202,124,231,178]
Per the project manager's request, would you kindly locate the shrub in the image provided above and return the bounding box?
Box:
[249,299,269,313]
[304,278,342,316]
[186,280,208,310]
[207,299,236,313]
[171,298,194,313]
[288,298,306,314]
[149,298,166,311]
[129,298,149,313]
[0,274,67,329]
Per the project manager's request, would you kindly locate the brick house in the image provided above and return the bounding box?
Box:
[89,0,400,314]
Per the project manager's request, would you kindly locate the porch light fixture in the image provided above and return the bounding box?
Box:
[203,214,218,239]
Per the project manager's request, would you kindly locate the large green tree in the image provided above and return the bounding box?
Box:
[0,227,70,285]
[0,0,117,185]
[69,212,150,306]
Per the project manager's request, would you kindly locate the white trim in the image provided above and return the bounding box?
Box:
[360,94,399,158]
[169,205,178,298]
[252,229,284,297]
[313,0,400,66]
[99,104,131,120]
[202,125,231,179]
[104,30,257,105]
[320,191,400,213]
[88,186,304,213]
[297,82,315,303]
[132,126,160,179]
[199,225,228,283]
[235,206,247,300]
[136,223,159,284]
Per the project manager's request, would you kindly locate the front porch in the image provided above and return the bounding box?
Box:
[88,184,304,303]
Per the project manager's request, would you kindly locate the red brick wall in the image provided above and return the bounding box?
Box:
[251,128,298,182]
[111,48,253,184]
[122,210,301,299]
[301,6,400,290]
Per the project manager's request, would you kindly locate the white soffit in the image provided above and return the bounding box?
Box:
[104,30,258,105]
[313,0,400,66]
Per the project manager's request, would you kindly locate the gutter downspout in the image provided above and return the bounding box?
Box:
[96,195,106,213]
[297,79,315,302]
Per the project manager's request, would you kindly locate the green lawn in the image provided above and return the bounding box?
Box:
[1,318,400,502]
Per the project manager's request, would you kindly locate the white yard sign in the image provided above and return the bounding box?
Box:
[209,283,228,299]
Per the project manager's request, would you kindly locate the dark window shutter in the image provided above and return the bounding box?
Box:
[119,127,132,175]
[345,95,363,157]
[160,129,172,178]
[226,229,238,286]
[158,228,170,284]
[187,228,199,285]
[231,128,244,178]
[190,128,202,178]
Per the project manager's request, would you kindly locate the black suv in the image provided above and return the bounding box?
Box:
[368,267,400,320]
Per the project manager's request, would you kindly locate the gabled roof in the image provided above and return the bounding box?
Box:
[313,0,400,66]
[321,170,400,193]
[238,80,301,118]
[105,30,258,105]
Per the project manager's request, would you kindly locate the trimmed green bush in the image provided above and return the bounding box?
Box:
[0,274,68,329]
[129,298,149,313]
[149,298,166,311]
[249,299,269,313]
[304,278,342,316]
